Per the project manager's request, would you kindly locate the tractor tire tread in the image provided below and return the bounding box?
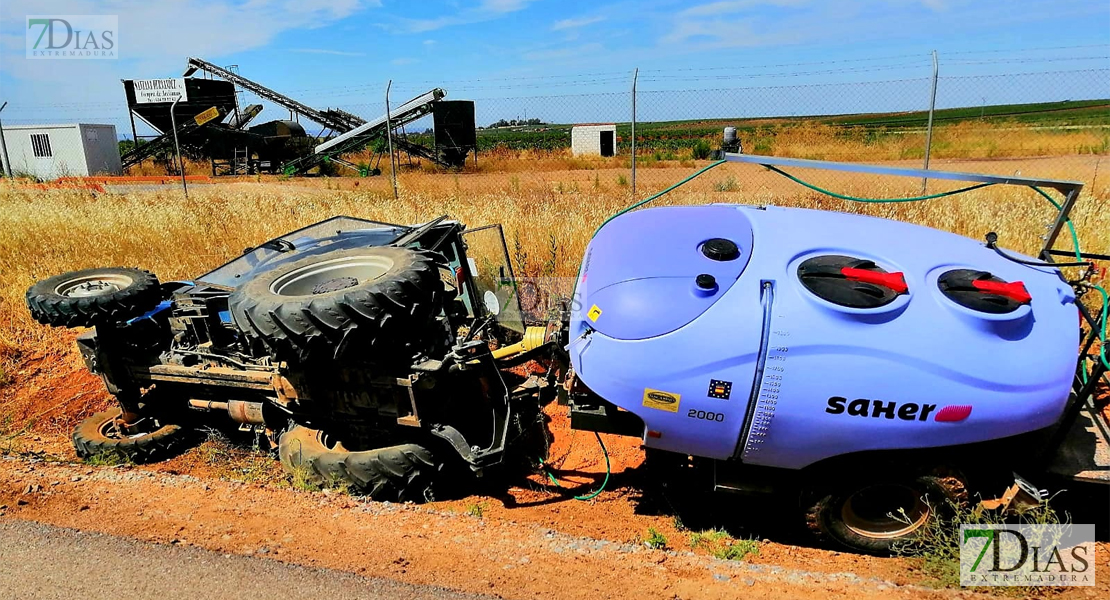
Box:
[26,268,160,329]
[71,408,189,464]
[278,426,438,502]
[228,247,443,363]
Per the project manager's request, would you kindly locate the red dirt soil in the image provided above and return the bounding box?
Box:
[2,344,1108,599]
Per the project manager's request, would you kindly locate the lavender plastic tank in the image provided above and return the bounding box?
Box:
[569,205,1078,469]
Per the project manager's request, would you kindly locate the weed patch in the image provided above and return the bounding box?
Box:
[644,527,668,549]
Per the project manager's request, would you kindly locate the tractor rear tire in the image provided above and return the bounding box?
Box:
[72,407,190,464]
[26,267,161,329]
[803,467,967,555]
[228,246,444,363]
[279,425,438,502]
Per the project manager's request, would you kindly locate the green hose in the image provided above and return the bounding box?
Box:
[763,164,997,202]
[540,432,610,501]
[592,159,728,238]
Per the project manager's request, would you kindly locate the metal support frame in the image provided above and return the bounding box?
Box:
[722,152,1084,258]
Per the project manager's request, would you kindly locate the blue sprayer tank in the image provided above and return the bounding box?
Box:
[569,205,1078,469]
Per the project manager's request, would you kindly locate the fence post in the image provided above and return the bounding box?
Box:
[169,97,188,199]
[631,68,638,198]
[922,50,938,193]
[0,102,11,178]
[385,80,398,201]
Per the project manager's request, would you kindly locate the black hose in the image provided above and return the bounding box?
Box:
[984,232,1090,268]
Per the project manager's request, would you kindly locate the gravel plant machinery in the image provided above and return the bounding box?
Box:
[27,154,1108,554]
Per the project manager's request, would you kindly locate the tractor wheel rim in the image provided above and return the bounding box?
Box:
[98,417,153,440]
[317,431,348,452]
[269,255,394,297]
[841,483,931,539]
[56,274,133,298]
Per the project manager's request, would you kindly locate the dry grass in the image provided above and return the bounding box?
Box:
[0,154,1106,400]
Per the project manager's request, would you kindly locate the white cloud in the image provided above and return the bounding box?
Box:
[662,0,953,49]
[660,19,801,47]
[681,0,807,18]
[523,42,605,61]
[291,48,367,56]
[391,57,418,65]
[551,16,606,31]
[398,0,536,32]
[422,39,436,45]
[479,0,531,13]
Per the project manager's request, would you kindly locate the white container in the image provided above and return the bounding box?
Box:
[0,123,122,179]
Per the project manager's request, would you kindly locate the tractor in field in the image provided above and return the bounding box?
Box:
[26,154,1108,554]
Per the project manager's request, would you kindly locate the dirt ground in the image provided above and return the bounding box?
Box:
[2,341,1108,598]
[2,453,1105,600]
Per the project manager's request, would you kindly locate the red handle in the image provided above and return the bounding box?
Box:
[840,267,908,294]
[971,279,1031,303]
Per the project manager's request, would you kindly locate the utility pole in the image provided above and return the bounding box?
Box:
[169,97,188,199]
[0,102,11,178]
[922,50,938,193]
[385,80,398,200]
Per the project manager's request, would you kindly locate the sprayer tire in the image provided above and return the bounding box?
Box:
[803,467,967,555]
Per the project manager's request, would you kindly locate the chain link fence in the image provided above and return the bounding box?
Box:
[1,64,1107,207]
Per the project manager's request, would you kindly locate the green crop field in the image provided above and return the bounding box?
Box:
[474,99,1110,153]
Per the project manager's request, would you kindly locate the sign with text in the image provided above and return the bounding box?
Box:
[133,79,188,104]
[194,107,221,126]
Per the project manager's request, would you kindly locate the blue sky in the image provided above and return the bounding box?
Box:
[1,0,1107,132]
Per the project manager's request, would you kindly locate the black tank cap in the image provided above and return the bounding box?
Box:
[696,274,717,289]
[702,238,740,261]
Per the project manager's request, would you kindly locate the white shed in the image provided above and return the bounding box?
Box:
[571,123,617,157]
[0,123,122,179]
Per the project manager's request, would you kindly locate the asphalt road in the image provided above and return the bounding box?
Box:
[0,520,496,600]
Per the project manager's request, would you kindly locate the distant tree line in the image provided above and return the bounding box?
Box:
[484,118,546,129]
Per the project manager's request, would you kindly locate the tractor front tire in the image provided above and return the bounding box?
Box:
[804,468,967,554]
[27,267,161,329]
[72,407,190,464]
[279,425,438,502]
